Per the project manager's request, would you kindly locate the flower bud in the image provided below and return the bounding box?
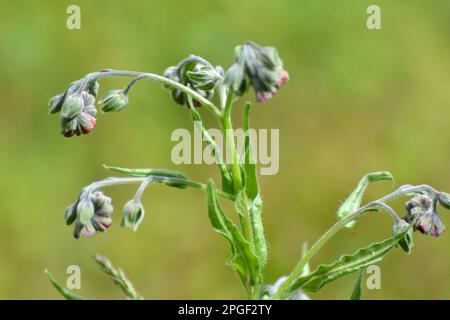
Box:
[121,200,145,232]
[48,93,66,115]
[392,219,413,253]
[60,91,97,138]
[77,112,97,134]
[73,221,84,239]
[99,89,129,113]
[76,198,95,226]
[60,93,84,120]
[225,42,288,103]
[70,191,114,239]
[91,215,113,232]
[187,65,223,91]
[81,222,96,237]
[163,61,215,107]
[437,192,450,210]
[224,63,248,96]
[64,203,77,225]
[405,194,445,237]
[86,80,100,97]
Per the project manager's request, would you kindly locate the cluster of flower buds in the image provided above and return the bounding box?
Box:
[163,56,222,107]
[121,199,145,232]
[65,191,114,239]
[225,41,289,103]
[48,79,100,137]
[405,193,446,237]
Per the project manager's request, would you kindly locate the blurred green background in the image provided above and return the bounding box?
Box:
[1,0,450,299]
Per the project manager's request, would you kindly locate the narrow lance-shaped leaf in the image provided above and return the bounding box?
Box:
[206,180,260,285]
[288,225,411,293]
[337,171,394,228]
[103,164,188,189]
[45,269,85,300]
[242,102,267,270]
[350,269,364,300]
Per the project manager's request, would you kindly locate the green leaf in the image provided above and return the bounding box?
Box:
[350,269,364,300]
[337,171,394,228]
[242,103,267,270]
[206,180,260,285]
[45,269,85,300]
[103,165,188,189]
[290,225,410,293]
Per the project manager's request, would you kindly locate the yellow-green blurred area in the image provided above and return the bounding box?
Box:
[1,0,450,299]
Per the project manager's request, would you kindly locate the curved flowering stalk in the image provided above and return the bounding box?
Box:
[271,180,450,300]
[49,41,290,299]
[50,41,450,300]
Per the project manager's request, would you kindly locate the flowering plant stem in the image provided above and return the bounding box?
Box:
[273,184,438,299]
[82,176,236,202]
[79,69,222,118]
[48,42,450,300]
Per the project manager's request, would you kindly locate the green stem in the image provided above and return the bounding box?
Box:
[273,206,373,299]
[222,92,242,193]
[79,69,223,118]
[187,96,233,187]
[84,176,235,201]
[273,183,435,299]
[240,192,255,251]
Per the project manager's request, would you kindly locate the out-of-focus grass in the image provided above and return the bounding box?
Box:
[1,0,450,299]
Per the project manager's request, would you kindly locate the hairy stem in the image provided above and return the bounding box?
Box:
[82,176,235,201]
[222,92,242,193]
[78,69,222,118]
[273,184,434,299]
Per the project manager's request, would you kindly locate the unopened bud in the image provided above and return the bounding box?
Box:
[48,93,66,115]
[86,80,100,97]
[392,220,413,253]
[64,203,77,225]
[187,65,223,90]
[76,198,95,226]
[61,93,83,119]
[437,192,450,210]
[121,200,145,232]
[99,89,129,113]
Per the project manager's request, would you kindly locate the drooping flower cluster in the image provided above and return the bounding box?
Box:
[48,80,99,137]
[405,194,445,237]
[163,56,223,107]
[225,41,289,102]
[65,191,114,239]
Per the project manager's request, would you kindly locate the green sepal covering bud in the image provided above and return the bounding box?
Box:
[64,203,77,225]
[121,200,145,232]
[224,63,248,96]
[437,192,450,210]
[86,80,100,97]
[48,93,66,115]
[187,65,223,91]
[61,93,84,119]
[76,198,95,226]
[99,89,129,113]
[393,220,414,254]
[73,221,84,239]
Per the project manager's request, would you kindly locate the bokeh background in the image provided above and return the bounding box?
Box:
[1,0,450,299]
